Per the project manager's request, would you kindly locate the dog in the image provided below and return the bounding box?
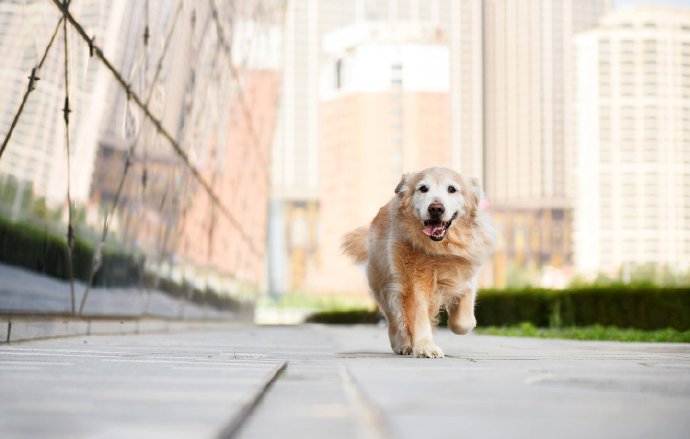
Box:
[342,167,495,358]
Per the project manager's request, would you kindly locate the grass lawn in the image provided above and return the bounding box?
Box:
[305,309,690,342]
[475,322,690,343]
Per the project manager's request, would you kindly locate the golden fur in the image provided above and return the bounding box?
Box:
[343,167,495,358]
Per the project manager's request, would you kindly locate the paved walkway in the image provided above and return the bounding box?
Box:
[1,325,689,438]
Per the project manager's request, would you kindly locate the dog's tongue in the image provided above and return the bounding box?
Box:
[423,224,445,238]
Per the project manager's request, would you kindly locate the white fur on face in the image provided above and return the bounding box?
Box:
[412,174,466,222]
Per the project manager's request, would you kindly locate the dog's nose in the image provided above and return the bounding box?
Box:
[428,202,445,217]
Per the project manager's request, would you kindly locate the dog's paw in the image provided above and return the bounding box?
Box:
[449,315,477,335]
[413,341,445,358]
[393,343,413,355]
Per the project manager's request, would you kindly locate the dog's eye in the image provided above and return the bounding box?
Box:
[419,185,428,193]
[448,185,457,194]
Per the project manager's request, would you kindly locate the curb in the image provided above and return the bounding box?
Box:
[0,315,251,343]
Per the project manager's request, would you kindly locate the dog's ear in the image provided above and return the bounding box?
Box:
[394,174,409,197]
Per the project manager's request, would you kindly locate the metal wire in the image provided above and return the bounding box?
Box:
[60,0,77,315]
[49,0,262,259]
[2,1,280,316]
[208,0,280,281]
[208,0,271,180]
[0,17,64,159]
[78,0,184,315]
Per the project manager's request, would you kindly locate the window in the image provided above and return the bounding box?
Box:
[335,59,343,89]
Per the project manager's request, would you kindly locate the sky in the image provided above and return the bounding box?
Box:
[615,0,690,7]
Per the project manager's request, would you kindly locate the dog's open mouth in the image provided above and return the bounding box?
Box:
[422,212,457,241]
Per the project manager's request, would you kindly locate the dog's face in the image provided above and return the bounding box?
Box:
[395,167,480,242]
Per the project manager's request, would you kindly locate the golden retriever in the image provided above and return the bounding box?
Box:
[343,167,495,358]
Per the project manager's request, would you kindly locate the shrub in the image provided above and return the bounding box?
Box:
[0,217,246,311]
[306,309,381,324]
[306,287,690,331]
[475,287,690,330]
[0,216,142,287]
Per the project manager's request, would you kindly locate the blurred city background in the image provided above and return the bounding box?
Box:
[1,0,689,319]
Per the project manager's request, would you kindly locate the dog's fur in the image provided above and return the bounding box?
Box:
[343,167,495,358]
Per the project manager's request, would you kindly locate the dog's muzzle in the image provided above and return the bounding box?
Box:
[422,212,457,241]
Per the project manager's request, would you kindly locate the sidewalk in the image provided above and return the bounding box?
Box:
[1,325,688,438]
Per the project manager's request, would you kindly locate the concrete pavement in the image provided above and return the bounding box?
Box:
[1,325,689,438]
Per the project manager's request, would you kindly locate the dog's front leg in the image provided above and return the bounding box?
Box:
[447,276,478,335]
[401,287,444,358]
[379,304,413,355]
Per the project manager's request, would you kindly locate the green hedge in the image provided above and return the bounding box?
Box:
[0,216,142,286]
[0,216,146,288]
[0,217,245,311]
[1,216,91,282]
[308,287,690,331]
[472,287,690,330]
[306,309,381,324]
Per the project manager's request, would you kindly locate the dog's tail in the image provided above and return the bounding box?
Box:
[342,226,368,263]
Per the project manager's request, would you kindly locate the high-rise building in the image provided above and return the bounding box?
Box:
[267,0,325,296]
[0,1,125,205]
[97,1,186,158]
[314,21,450,294]
[90,1,285,291]
[268,0,453,295]
[449,0,483,179]
[270,0,613,292]
[481,0,611,286]
[573,5,690,275]
[92,0,193,218]
[177,69,281,290]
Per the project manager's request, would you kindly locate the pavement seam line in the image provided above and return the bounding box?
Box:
[339,365,392,439]
[217,360,288,439]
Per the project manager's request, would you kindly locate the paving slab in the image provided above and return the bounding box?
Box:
[0,328,286,438]
[234,330,365,439]
[0,324,689,439]
[330,325,690,439]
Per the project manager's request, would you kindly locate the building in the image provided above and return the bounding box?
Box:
[177,69,281,291]
[0,0,125,205]
[89,1,285,293]
[481,0,611,287]
[270,0,614,293]
[448,0,483,179]
[267,0,324,296]
[314,22,450,294]
[269,0,476,295]
[574,5,690,276]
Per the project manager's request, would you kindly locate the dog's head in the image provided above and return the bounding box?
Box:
[395,167,481,242]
